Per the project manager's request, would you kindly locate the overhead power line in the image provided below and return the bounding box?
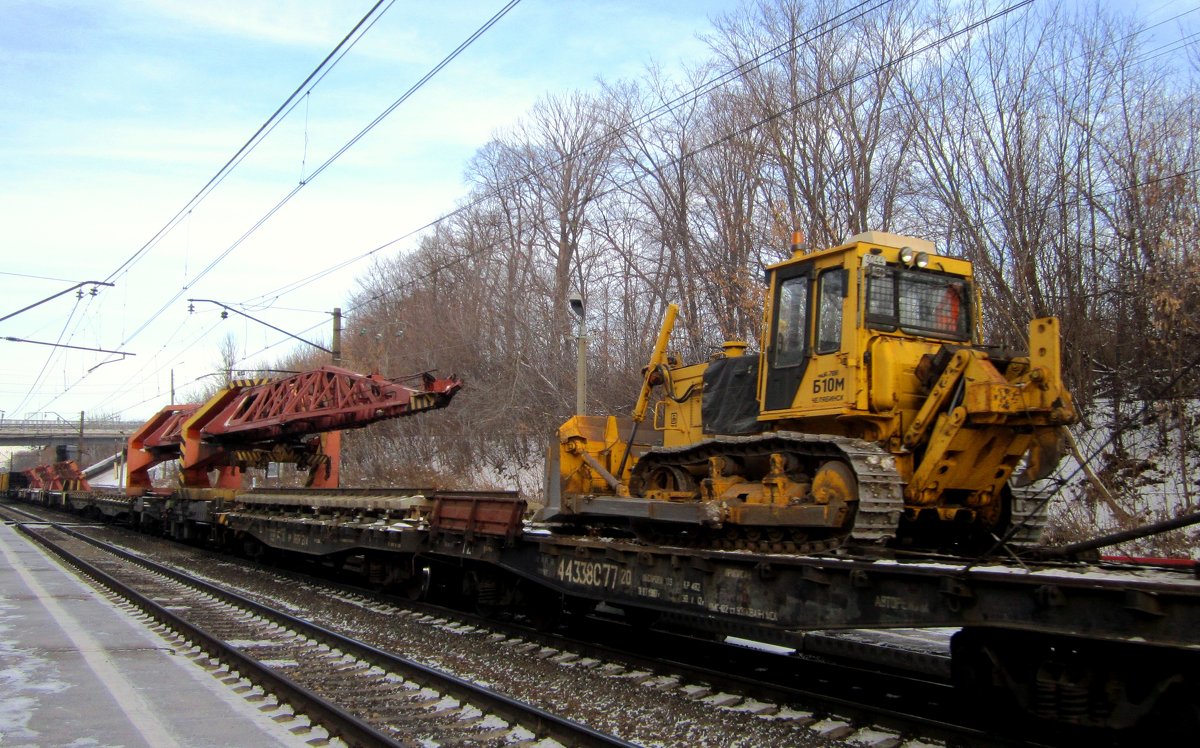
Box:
[35,2,399,416]
[102,0,395,286]
[244,0,1200,312]
[27,2,399,419]
[239,0,893,308]
[109,0,524,357]
[0,281,113,324]
[40,0,1185,418]
[305,0,1043,326]
[51,2,525,417]
[2,337,135,358]
[188,299,332,354]
[43,0,876,413]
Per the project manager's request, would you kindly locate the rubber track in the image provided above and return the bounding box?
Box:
[634,431,905,546]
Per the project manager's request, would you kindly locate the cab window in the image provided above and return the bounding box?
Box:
[866,266,970,341]
[816,269,844,354]
[775,275,809,367]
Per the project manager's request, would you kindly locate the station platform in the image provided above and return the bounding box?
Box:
[0,522,310,747]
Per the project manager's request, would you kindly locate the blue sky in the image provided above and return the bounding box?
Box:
[0,0,730,422]
[1,0,1195,427]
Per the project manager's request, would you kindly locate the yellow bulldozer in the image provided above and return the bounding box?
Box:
[542,231,1076,552]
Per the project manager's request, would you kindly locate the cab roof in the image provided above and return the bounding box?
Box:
[767,231,937,269]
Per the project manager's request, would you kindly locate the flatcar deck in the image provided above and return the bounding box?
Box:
[11,487,1200,737]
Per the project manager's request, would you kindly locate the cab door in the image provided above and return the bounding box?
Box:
[762,263,812,411]
[800,266,851,409]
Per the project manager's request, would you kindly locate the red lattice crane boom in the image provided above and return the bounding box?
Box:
[25,460,90,492]
[126,366,461,494]
[127,404,202,493]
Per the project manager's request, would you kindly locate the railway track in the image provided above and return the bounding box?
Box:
[7,513,634,748]
[5,501,1048,748]
[406,592,1051,748]
[2,501,1139,746]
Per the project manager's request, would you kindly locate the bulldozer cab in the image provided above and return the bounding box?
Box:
[760,232,975,421]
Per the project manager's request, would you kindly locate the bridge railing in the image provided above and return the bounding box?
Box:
[0,420,145,447]
[0,419,144,432]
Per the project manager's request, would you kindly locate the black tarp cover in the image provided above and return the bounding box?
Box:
[702,355,763,435]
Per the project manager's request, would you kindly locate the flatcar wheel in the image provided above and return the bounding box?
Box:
[241,537,264,560]
[401,566,431,601]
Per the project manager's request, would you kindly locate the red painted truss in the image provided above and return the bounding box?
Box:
[25,460,90,492]
[124,366,462,494]
[199,366,462,441]
[126,404,201,492]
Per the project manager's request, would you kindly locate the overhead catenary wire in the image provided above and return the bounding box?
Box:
[11,293,85,418]
[57,2,526,417]
[298,0,1044,324]
[101,0,395,286]
[30,0,1200,417]
[256,0,1184,318]
[39,2,519,417]
[17,1,398,418]
[52,316,226,416]
[105,0,525,357]
[224,0,1108,365]
[210,0,1199,399]
[24,0,1018,406]
[238,0,895,309]
[242,1,1200,313]
[225,1,1070,374]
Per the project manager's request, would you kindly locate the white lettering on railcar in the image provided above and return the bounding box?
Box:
[552,558,633,590]
[875,595,930,613]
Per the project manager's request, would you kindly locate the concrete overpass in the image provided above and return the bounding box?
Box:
[0,419,144,448]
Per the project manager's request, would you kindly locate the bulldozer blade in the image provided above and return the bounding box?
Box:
[1014,427,1066,486]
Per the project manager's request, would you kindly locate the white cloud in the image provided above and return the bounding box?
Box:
[1,0,733,419]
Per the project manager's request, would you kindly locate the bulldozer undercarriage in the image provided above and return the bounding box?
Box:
[623,432,905,553]
[622,432,1048,554]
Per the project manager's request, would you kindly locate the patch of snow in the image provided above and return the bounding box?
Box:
[456,705,484,721]
[258,658,300,668]
[225,639,283,648]
[849,727,903,746]
[810,717,854,738]
[476,714,508,730]
[0,600,70,742]
[430,695,460,712]
[724,636,796,655]
[639,675,680,689]
[725,698,779,715]
[507,726,536,741]
[760,707,814,722]
[701,692,742,707]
